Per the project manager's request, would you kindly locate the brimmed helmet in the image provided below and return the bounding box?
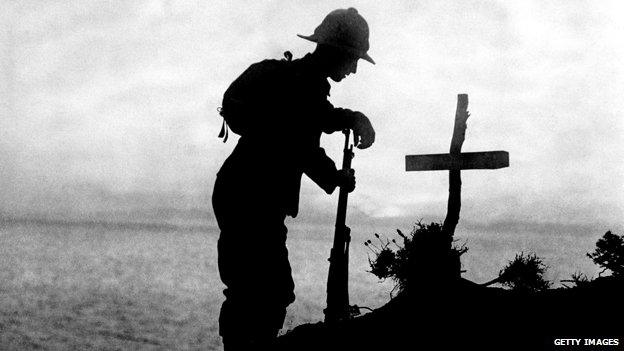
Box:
[297,8,375,65]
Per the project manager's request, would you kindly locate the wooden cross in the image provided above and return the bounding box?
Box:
[405,94,509,236]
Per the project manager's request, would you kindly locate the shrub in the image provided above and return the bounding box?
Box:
[587,230,624,277]
[366,221,467,294]
[497,252,550,293]
[565,271,592,288]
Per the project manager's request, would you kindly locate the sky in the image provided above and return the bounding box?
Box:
[1,0,623,234]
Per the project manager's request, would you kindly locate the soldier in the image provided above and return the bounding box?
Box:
[212,8,375,350]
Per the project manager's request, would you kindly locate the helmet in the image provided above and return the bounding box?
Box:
[297,8,375,64]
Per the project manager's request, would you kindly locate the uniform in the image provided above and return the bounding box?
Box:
[213,53,355,346]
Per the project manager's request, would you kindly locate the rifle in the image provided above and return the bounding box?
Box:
[324,129,356,323]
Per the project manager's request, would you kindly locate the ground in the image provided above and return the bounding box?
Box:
[277,276,624,350]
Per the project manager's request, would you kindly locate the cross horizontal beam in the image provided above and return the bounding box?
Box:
[406,151,509,171]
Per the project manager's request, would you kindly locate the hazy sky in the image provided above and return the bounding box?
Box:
[1,0,622,231]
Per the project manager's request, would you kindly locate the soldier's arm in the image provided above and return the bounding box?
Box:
[318,104,357,134]
[302,146,340,195]
[319,104,375,149]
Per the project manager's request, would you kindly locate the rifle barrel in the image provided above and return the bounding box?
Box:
[325,129,354,323]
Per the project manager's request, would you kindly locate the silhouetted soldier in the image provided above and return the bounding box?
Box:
[212,8,375,350]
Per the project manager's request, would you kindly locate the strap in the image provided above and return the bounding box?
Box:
[217,107,229,143]
[218,120,229,143]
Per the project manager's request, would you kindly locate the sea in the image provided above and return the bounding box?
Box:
[0,215,608,350]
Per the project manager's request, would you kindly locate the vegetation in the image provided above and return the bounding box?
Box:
[366,222,552,294]
[368,224,624,295]
[496,252,551,293]
[561,271,592,288]
[366,221,467,294]
[561,230,624,287]
[587,230,624,277]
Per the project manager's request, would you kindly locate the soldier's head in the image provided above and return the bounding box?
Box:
[298,8,374,82]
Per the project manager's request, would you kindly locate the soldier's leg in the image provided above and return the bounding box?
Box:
[219,295,283,351]
[212,173,295,347]
[214,186,294,349]
[217,225,293,349]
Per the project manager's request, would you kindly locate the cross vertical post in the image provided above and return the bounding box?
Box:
[405,94,509,237]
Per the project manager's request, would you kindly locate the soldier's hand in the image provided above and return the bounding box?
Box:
[336,169,356,193]
[352,112,375,149]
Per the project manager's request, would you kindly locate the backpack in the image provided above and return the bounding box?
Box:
[218,51,294,142]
